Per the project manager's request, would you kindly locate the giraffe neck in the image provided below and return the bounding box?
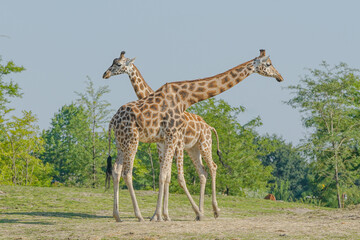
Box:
[164,59,256,111]
[127,64,154,99]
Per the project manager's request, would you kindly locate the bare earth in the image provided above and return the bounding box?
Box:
[100,209,360,240]
[1,207,360,239]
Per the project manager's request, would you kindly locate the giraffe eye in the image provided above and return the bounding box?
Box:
[266,63,271,67]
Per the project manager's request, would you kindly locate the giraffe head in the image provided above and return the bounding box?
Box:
[103,51,136,79]
[253,49,283,82]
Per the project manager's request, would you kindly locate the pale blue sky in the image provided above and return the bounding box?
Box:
[1,0,359,144]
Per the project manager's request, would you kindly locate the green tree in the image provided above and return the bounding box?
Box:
[75,77,112,187]
[0,57,52,186]
[259,136,310,201]
[41,104,92,186]
[0,111,53,186]
[0,57,25,119]
[287,62,360,208]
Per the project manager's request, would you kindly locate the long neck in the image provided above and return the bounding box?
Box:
[127,64,154,99]
[170,59,255,111]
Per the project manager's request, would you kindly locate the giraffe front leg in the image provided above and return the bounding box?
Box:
[162,170,171,221]
[156,143,171,221]
[151,139,175,222]
[150,168,167,222]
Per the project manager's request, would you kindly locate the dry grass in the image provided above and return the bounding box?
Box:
[0,185,359,239]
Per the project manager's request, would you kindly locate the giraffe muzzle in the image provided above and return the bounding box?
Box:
[276,76,284,82]
[103,71,111,79]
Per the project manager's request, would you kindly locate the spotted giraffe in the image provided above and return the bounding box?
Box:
[103,51,222,220]
[102,49,283,222]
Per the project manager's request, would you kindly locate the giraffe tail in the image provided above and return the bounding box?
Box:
[211,127,232,172]
[210,127,225,167]
[105,119,114,190]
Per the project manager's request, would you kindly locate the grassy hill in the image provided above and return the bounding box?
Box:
[0,185,359,239]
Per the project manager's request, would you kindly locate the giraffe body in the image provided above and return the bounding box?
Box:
[103,49,283,222]
[104,52,221,219]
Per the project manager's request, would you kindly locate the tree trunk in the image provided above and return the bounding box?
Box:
[92,119,96,188]
[335,162,342,208]
[11,155,16,185]
[25,157,29,186]
[332,138,342,209]
[10,139,16,186]
[147,145,156,191]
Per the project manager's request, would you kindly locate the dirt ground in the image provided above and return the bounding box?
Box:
[2,207,360,240]
[100,208,360,240]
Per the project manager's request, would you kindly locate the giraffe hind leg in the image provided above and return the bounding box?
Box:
[112,150,123,222]
[121,139,144,222]
[185,145,207,217]
[176,143,203,221]
[199,140,220,218]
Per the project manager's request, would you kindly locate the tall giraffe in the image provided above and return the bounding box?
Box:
[103,49,283,222]
[103,51,222,220]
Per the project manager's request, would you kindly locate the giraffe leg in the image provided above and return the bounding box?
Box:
[112,150,123,222]
[156,143,171,221]
[162,170,171,221]
[186,145,208,216]
[199,137,220,219]
[150,167,168,222]
[122,140,144,222]
[151,137,176,222]
[176,141,203,221]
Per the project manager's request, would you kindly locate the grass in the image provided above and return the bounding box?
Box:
[0,185,359,239]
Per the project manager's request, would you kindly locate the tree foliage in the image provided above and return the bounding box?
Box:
[0,57,25,118]
[41,104,92,186]
[287,62,360,207]
[0,111,53,186]
[259,136,310,201]
[75,77,112,187]
[0,57,53,186]
[41,78,113,187]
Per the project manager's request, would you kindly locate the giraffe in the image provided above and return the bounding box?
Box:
[103,49,283,222]
[103,51,222,220]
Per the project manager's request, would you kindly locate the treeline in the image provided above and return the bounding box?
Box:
[0,57,359,208]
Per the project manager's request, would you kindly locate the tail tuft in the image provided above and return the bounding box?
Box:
[105,155,112,190]
[217,149,226,167]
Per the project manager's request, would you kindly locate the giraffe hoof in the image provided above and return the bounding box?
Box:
[113,213,122,222]
[195,215,204,221]
[214,208,220,219]
[150,214,163,222]
[138,217,145,222]
[163,216,171,222]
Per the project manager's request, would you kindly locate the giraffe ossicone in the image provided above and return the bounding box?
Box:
[103,49,283,222]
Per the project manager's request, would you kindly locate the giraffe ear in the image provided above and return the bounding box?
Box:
[125,57,136,66]
[253,58,260,68]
